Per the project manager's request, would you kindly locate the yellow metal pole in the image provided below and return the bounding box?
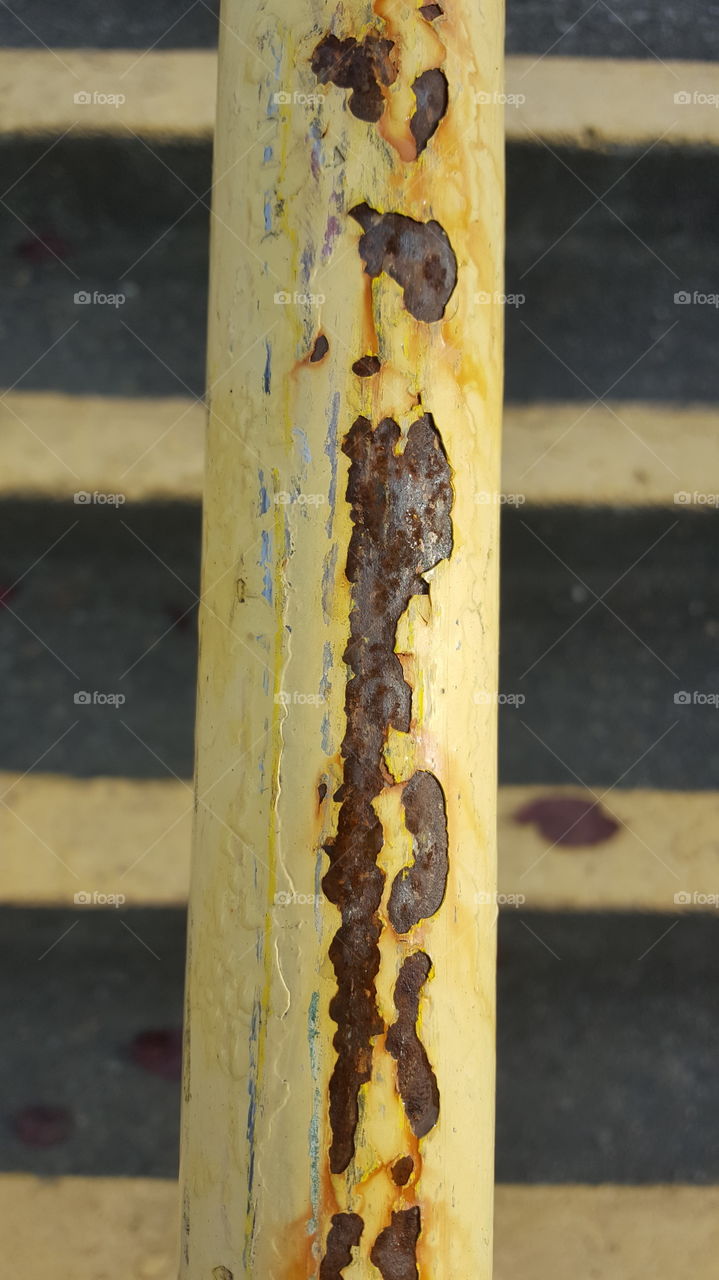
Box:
[179,0,504,1273]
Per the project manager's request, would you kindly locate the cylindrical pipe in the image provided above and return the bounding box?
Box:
[179,0,504,1274]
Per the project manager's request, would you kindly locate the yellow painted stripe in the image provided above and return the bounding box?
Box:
[2,1176,718,1278]
[2,773,716,912]
[1,51,718,147]
[3,393,716,506]
[0,49,216,138]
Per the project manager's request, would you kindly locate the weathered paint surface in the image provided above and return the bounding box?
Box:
[179,0,504,1275]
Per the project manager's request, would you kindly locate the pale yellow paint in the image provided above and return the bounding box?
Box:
[0,393,204,500]
[4,1177,719,1279]
[0,49,217,137]
[3,394,714,505]
[507,56,719,148]
[2,778,718,913]
[499,786,719,913]
[0,772,191,906]
[180,0,504,1274]
[2,50,718,148]
[502,402,719,507]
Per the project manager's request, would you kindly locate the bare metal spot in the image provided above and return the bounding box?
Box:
[515,795,620,847]
[350,204,457,322]
[388,771,449,933]
[370,1207,421,1280]
[391,1155,414,1185]
[323,413,452,1174]
[352,354,382,377]
[386,952,439,1138]
[419,2,443,18]
[311,334,330,362]
[320,1213,364,1279]
[410,68,448,155]
[311,33,397,123]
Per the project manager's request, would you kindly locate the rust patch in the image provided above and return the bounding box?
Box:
[320,1213,364,1279]
[386,952,439,1139]
[389,770,449,933]
[410,69,448,155]
[515,795,620,847]
[311,334,330,362]
[352,354,382,377]
[419,2,443,17]
[391,1155,414,1185]
[370,1207,421,1280]
[323,412,452,1174]
[350,203,457,323]
[318,781,328,804]
[311,33,397,123]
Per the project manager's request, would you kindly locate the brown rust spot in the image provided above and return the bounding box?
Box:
[388,770,449,934]
[386,952,439,1139]
[350,204,457,323]
[409,68,448,155]
[391,1155,414,1185]
[320,1213,364,1279]
[323,412,452,1174]
[311,33,397,123]
[311,334,330,362]
[352,354,382,377]
[212,1269,233,1280]
[515,795,620,847]
[318,781,328,804]
[370,1207,421,1280]
[419,2,443,17]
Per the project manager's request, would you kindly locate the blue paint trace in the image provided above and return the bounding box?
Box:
[260,529,273,604]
